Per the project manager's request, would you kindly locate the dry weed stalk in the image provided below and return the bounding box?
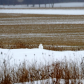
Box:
[0,55,84,84]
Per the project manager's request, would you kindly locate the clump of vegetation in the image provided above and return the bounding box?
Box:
[0,56,84,84]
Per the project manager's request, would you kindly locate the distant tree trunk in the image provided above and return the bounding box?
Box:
[45,3,46,8]
[39,4,40,8]
[44,0,46,8]
[33,0,35,7]
[51,3,54,8]
[52,0,54,8]
[33,3,34,7]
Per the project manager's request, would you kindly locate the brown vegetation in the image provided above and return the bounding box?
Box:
[0,56,83,84]
[0,14,84,50]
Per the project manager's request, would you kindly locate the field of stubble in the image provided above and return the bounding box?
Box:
[0,13,84,50]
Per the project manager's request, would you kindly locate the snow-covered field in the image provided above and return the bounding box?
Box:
[0,2,84,15]
[0,48,84,68]
[0,2,84,84]
[0,3,84,65]
[0,16,84,25]
[0,9,84,15]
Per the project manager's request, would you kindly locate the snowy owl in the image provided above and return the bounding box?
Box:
[39,44,43,49]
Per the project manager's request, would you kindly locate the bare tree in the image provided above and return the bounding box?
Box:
[39,0,40,8]
[44,0,46,8]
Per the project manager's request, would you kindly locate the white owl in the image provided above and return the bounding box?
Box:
[39,44,43,49]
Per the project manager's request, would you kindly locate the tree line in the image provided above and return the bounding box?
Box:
[0,0,84,5]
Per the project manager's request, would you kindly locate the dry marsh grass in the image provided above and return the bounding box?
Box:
[0,56,84,84]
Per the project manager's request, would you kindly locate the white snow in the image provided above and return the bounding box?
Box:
[0,9,84,15]
[0,48,84,68]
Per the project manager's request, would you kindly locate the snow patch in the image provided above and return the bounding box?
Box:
[0,48,84,68]
[0,9,84,15]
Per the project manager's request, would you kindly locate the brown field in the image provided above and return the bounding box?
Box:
[0,13,84,50]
